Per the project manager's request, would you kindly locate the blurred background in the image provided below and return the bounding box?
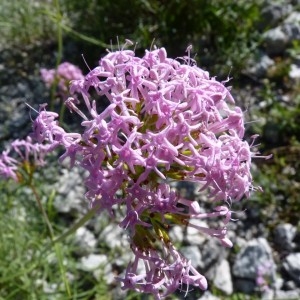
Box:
[0,0,300,299]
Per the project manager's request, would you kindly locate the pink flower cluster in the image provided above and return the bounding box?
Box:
[31,45,257,299]
[41,62,84,94]
[256,261,273,292]
[0,137,49,182]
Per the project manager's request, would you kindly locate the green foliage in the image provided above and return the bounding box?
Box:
[287,39,300,60]
[247,79,300,226]
[61,0,263,75]
[0,0,263,76]
[250,147,300,226]
[0,0,60,47]
[0,181,52,299]
[253,81,300,149]
[0,177,105,299]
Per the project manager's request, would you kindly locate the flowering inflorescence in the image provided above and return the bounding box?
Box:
[27,44,260,298]
[256,260,274,293]
[41,62,84,97]
[0,136,50,182]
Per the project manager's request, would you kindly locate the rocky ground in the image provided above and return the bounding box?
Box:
[1,1,300,299]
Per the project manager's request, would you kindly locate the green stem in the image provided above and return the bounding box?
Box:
[59,97,67,124]
[29,183,71,297]
[30,183,54,238]
[50,0,63,111]
[55,0,63,67]
[53,202,101,244]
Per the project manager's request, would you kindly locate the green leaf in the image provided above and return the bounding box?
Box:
[53,203,101,243]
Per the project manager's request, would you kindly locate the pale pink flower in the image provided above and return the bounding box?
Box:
[0,136,50,182]
[31,44,267,299]
[41,62,84,96]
